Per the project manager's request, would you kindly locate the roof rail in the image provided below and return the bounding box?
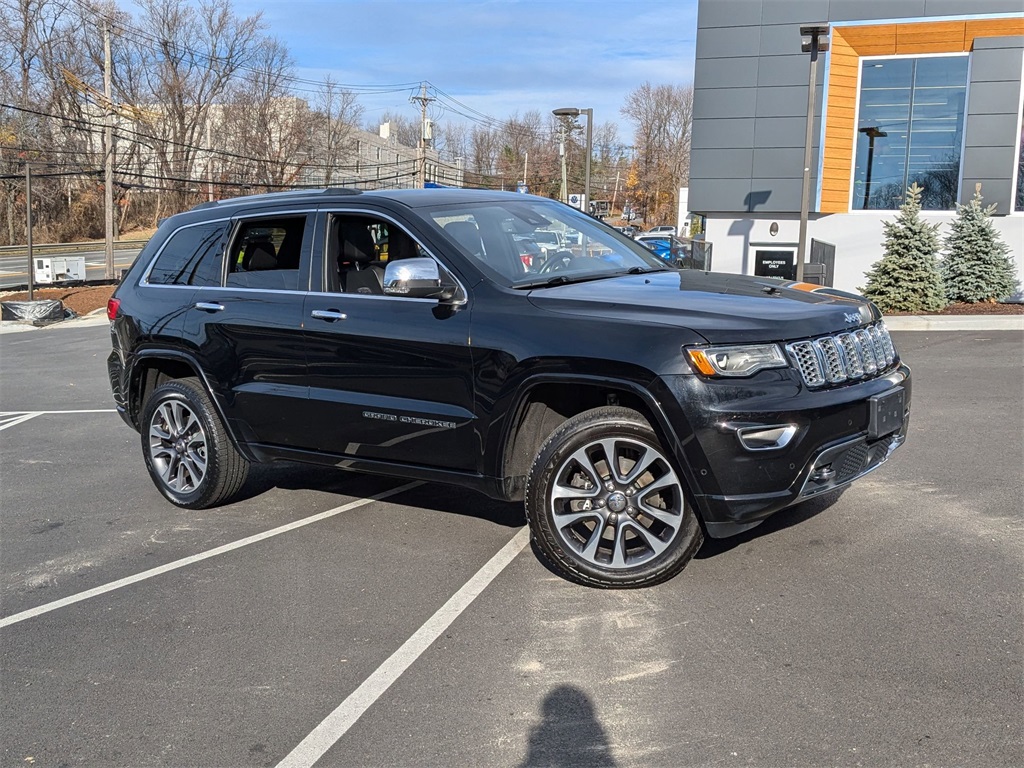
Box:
[189,187,361,212]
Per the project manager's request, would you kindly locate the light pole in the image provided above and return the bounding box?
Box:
[858,126,887,209]
[796,24,829,283]
[552,106,592,212]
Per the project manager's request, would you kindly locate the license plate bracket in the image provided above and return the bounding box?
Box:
[869,386,905,439]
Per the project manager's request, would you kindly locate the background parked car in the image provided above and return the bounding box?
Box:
[532,229,565,256]
[644,225,677,237]
[635,234,701,268]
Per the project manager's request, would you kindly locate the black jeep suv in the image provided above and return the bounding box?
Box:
[107,188,910,588]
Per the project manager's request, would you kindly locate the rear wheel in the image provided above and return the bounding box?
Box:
[141,377,250,509]
[525,407,703,588]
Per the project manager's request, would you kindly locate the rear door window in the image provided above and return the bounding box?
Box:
[147,222,227,286]
[225,215,310,291]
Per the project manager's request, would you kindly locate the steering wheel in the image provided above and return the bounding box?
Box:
[538,250,577,274]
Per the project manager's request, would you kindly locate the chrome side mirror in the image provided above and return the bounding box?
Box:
[383,257,456,300]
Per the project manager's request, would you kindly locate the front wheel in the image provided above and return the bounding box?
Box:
[525,407,703,588]
[140,377,250,509]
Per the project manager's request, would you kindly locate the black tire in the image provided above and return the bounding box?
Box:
[140,377,250,509]
[525,406,703,588]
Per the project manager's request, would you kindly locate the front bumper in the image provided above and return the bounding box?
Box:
[657,362,911,538]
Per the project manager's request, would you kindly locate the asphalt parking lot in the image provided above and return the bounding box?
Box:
[1,322,1021,768]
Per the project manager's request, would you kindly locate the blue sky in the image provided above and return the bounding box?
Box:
[229,0,699,133]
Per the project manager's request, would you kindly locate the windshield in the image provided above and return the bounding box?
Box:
[422,196,669,287]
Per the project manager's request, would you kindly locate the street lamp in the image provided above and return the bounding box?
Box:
[796,24,829,283]
[858,126,887,209]
[552,106,593,213]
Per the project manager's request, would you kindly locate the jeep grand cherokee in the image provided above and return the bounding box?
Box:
[107,188,910,588]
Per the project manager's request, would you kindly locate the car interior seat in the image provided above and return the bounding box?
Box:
[444,221,485,259]
[241,240,278,271]
[340,224,384,295]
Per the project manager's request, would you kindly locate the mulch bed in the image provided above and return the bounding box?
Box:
[886,302,1024,315]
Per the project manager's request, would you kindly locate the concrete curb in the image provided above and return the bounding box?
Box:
[883,315,1024,331]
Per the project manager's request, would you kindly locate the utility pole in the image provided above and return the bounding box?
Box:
[611,169,621,213]
[25,162,34,301]
[103,19,114,279]
[410,83,434,188]
[206,118,214,202]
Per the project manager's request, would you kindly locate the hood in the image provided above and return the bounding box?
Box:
[526,270,880,344]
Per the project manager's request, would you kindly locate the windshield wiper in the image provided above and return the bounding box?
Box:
[515,266,670,290]
[515,273,611,289]
[625,266,669,274]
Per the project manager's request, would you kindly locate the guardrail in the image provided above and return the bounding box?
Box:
[0,239,148,257]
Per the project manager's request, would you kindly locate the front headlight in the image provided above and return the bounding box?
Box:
[686,344,788,378]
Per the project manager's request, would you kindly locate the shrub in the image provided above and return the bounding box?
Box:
[861,183,946,313]
[940,185,1019,303]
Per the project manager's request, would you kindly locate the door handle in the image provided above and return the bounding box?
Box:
[195,302,224,312]
[310,309,347,322]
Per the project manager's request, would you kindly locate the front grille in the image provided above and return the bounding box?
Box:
[786,321,897,389]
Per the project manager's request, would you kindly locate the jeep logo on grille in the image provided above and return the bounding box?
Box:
[844,312,860,324]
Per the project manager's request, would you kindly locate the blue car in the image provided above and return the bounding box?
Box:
[636,234,694,268]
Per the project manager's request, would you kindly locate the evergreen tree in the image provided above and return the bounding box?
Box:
[940,185,1020,303]
[861,183,946,313]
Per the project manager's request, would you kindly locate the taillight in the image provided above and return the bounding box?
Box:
[106,297,121,321]
[521,254,533,268]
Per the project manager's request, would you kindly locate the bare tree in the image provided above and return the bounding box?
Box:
[621,81,693,225]
[132,0,263,217]
[221,36,315,191]
[313,75,362,187]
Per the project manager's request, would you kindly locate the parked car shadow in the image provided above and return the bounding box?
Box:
[695,487,848,559]
[232,461,525,529]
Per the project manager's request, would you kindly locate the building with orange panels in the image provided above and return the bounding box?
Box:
[690,0,1023,295]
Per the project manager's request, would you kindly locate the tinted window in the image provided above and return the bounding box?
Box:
[148,222,226,286]
[325,214,432,295]
[853,55,968,210]
[226,216,306,290]
[423,198,667,286]
[1017,102,1023,212]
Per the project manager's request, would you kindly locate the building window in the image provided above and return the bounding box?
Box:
[853,55,968,211]
[1016,102,1024,211]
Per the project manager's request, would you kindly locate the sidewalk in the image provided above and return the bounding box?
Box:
[0,310,110,334]
[883,315,1023,331]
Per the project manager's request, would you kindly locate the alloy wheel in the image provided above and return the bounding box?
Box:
[148,400,208,493]
[548,437,685,569]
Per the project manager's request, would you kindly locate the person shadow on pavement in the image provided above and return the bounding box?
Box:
[519,684,618,767]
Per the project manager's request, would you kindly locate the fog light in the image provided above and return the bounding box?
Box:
[809,466,836,483]
[736,424,798,451]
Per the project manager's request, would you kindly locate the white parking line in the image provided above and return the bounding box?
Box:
[0,481,423,629]
[0,412,42,431]
[0,410,116,431]
[276,526,530,768]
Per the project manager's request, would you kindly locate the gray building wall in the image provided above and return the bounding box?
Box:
[691,0,1024,214]
[960,36,1024,213]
